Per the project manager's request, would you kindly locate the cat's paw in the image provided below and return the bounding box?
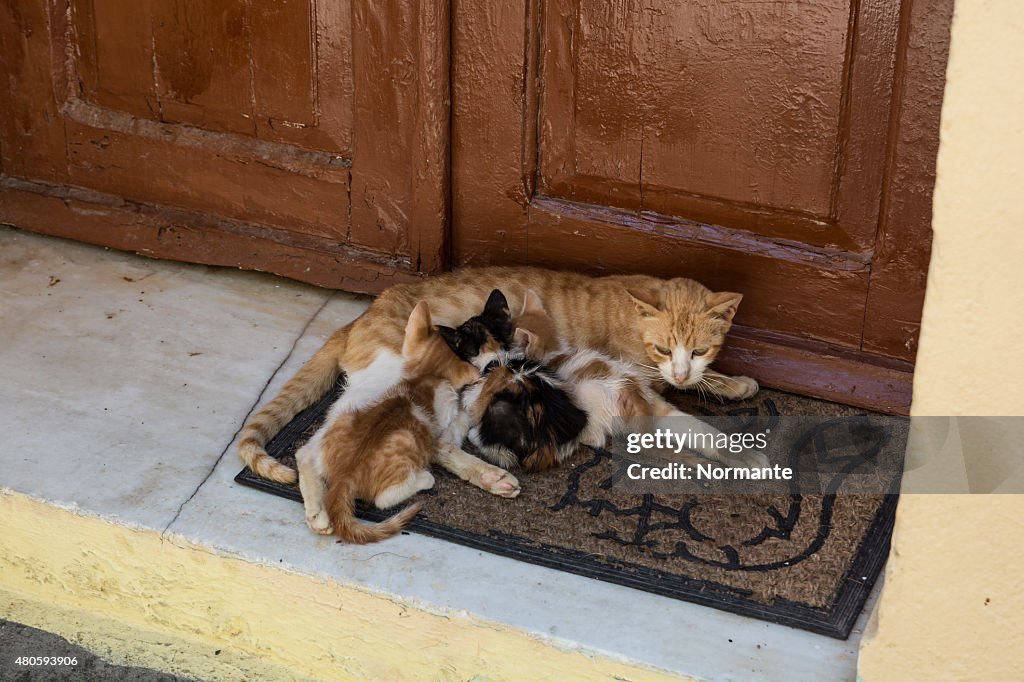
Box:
[729,376,759,400]
[478,468,521,498]
[305,510,334,535]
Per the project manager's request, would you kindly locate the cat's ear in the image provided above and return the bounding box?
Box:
[520,289,546,316]
[626,286,663,318]
[484,289,510,317]
[403,301,433,356]
[514,327,539,352]
[706,292,742,322]
[436,325,460,351]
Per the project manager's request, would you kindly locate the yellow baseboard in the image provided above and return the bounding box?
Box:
[0,490,689,681]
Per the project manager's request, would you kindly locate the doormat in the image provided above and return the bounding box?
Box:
[236,382,901,639]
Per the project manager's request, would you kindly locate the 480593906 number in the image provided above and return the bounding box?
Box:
[15,656,78,666]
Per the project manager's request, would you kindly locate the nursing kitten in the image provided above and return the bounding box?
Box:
[461,354,589,472]
[240,267,757,496]
[439,289,588,472]
[295,301,480,544]
[513,290,768,468]
[436,288,515,369]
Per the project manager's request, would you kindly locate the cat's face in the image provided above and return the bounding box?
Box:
[627,280,742,390]
[437,289,515,370]
[402,301,480,390]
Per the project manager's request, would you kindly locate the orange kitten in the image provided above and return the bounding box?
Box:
[295,301,480,544]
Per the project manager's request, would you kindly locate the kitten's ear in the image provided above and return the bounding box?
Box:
[484,289,510,317]
[520,289,546,316]
[436,325,460,351]
[513,327,539,352]
[403,301,433,356]
[706,292,743,322]
[626,286,663,318]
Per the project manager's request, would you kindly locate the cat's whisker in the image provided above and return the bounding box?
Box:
[697,375,728,391]
[694,380,708,404]
[699,377,723,403]
[699,379,715,404]
[633,363,662,379]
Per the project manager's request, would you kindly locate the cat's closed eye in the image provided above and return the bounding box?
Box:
[692,348,708,357]
[654,345,672,356]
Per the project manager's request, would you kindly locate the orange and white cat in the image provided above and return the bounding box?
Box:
[295,301,480,543]
[512,290,767,467]
[240,267,758,495]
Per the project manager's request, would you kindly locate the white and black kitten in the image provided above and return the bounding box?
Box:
[439,289,588,472]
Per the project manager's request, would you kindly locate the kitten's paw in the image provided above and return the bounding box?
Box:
[729,376,759,400]
[478,468,521,498]
[305,510,334,535]
[415,470,436,491]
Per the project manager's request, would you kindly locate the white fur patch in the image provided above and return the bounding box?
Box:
[295,431,326,477]
[670,345,692,385]
[430,382,462,436]
[471,351,499,371]
[374,470,424,509]
[328,350,404,417]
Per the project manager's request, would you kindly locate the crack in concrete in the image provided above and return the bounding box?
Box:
[160,293,335,537]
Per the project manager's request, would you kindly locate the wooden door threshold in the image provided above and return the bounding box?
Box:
[716,325,914,415]
[0,177,423,295]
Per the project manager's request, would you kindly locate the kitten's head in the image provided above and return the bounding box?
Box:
[511,289,561,359]
[402,301,480,390]
[437,289,515,370]
[625,279,743,390]
[463,358,587,473]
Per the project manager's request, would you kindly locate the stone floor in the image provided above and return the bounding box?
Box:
[0,225,879,681]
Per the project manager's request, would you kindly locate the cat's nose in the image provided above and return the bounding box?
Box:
[673,372,689,385]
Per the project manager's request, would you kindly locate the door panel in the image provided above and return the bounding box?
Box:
[75,0,353,151]
[527,198,870,347]
[453,0,952,412]
[538,0,898,252]
[1,0,448,283]
[70,0,353,240]
[62,100,352,242]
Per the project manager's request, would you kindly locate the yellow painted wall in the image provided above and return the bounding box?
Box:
[0,491,687,682]
[858,1,1024,679]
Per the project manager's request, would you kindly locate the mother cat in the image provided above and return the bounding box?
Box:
[239,267,759,497]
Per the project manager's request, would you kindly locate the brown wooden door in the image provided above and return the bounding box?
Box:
[1,0,449,287]
[2,1,951,413]
[452,0,952,413]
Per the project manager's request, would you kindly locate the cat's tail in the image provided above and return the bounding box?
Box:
[327,481,422,545]
[237,325,350,484]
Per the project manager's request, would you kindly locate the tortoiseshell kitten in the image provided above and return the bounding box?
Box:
[436,288,515,370]
[440,289,588,473]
